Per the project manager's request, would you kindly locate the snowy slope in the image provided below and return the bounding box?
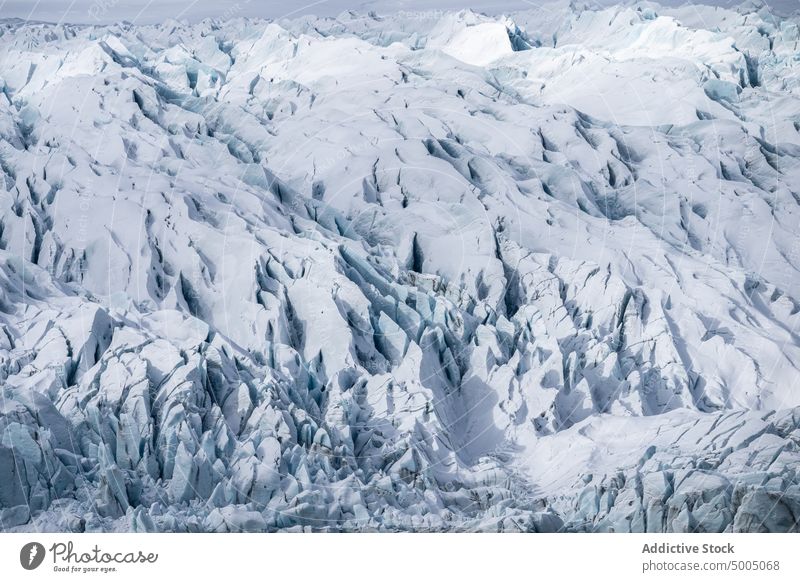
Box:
[0,2,799,532]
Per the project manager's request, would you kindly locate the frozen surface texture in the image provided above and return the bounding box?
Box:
[1,2,800,532]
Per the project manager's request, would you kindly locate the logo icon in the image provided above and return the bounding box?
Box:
[20,542,46,570]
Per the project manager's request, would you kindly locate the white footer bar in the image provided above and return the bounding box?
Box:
[1,533,797,581]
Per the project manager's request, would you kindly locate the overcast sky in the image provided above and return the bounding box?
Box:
[0,0,796,24]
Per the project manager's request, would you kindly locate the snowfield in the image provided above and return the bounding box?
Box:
[1,1,800,532]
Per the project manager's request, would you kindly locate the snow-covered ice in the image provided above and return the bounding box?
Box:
[1,1,800,532]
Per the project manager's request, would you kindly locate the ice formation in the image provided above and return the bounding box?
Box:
[1,1,800,532]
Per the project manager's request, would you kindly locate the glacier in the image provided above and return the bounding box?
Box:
[1,1,800,532]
